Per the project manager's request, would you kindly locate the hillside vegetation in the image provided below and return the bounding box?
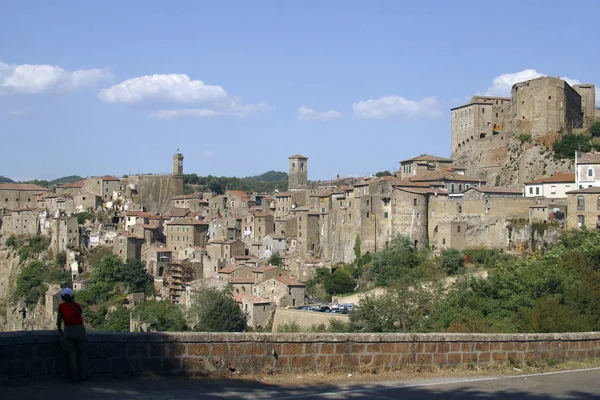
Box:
[184,171,288,194]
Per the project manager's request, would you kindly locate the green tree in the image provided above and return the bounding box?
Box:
[553,134,591,159]
[55,250,67,267]
[440,248,465,275]
[74,211,94,225]
[100,307,130,332]
[120,259,151,293]
[133,301,187,332]
[188,287,246,332]
[375,170,392,177]
[5,235,17,248]
[324,268,356,295]
[91,253,122,285]
[12,260,45,305]
[268,252,282,266]
[368,234,422,286]
[590,121,600,138]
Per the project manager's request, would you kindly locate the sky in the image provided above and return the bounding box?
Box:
[1,1,599,182]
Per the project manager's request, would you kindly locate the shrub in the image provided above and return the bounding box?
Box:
[133,301,187,332]
[5,235,17,248]
[188,287,246,332]
[590,121,600,138]
[553,134,591,159]
[519,134,532,143]
[440,248,465,275]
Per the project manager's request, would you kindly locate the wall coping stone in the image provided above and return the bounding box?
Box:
[2,331,600,344]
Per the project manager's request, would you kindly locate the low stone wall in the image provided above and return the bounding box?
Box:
[1,331,600,380]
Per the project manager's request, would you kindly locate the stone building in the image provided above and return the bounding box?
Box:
[233,294,274,329]
[575,152,600,189]
[288,154,308,189]
[524,172,574,198]
[55,181,84,195]
[165,218,209,252]
[252,265,289,284]
[74,193,102,212]
[397,154,455,180]
[82,176,121,202]
[511,76,583,138]
[567,187,600,230]
[0,208,40,237]
[0,183,48,210]
[573,84,597,128]
[254,276,305,307]
[49,215,79,254]
[113,233,144,262]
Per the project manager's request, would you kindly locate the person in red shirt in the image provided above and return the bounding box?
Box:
[57,288,87,382]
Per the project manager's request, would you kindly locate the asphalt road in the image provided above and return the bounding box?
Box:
[4,368,600,399]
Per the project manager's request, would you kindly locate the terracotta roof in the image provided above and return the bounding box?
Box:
[567,187,600,194]
[167,218,209,226]
[525,172,575,185]
[0,183,49,191]
[408,169,484,183]
[274,276,305,287]
[400,154,454,163]
[254,265,280,273]
[227,190,252,201]
[467,186,524,194]
[219,265,237,274]
[275,192,293,197]
[56,181,84,189]
[229,278,255,284]
[169,208,190,218]
[101,176,120,181]
[288,154,308,159]
[233,294,272,304]
[578,152,600,164]
[141,224,158,230]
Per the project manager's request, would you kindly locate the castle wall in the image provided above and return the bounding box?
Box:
[136,175,184,214]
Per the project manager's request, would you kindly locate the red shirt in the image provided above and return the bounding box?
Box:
[58,302,84,326]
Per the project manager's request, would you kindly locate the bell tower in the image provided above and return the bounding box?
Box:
[173,151,184,176]
[288,154,308,189]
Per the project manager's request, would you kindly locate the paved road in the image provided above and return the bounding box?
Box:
[4,368,600,399]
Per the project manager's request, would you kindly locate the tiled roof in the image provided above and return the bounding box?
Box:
[56,181,84,189]
[0,183,49,191]
[467,186,524,194]
[227,190,252,201]
[288,154,308,159]
[254,265,280,273]
[167,218,209,226]
[400,154,454,163]
[274,276,305,287]
[567,187,600,194]
[233,294,272,304]
[578,152,600,164]
[169,208,190,218]
[101,176,121,181]
[408,169,484,183]
[525,172,575,185]
[219,265,237,274]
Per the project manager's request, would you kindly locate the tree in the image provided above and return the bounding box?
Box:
[100,307,130,332]
[55,250,67,268]
[133,301,187,332]
[440,248,465,275]
[368,234,422,286]
[188,287,246,332]
[324,268,356,295]
[75,211,94,225]
[375,171,392,177]
[553,134,591,159]
[91,253,122,285]
[590,121,600,138]
[120,259,152,293]
[5,235,17,248]
[268,252,282,266]
[12,261,45,305]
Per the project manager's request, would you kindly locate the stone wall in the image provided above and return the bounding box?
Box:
[2,331,600,380]
[134,175,184,214]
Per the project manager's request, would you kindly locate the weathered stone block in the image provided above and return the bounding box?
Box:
[188,344,210,356]
[127,343,149,358]
[168,343,187,357]
[182,357,206,372]
[282,343,303,355]
[447,353,462,364]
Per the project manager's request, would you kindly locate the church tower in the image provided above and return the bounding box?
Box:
[173,152,184,176]
[288,154,308,189]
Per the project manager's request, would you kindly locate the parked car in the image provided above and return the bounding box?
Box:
[295,305,311,311]
[330,309,348,314]
[311,306,331,312]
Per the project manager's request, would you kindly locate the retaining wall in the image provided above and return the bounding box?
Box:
[1,331,600,379]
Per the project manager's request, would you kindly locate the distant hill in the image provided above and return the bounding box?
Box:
[0,176,14,184]
[50,175,83,185]
[247,171,288,182]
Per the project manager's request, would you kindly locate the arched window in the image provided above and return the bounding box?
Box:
[578,196,585,210]
[158,266,164,277]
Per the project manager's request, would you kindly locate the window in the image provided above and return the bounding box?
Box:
[431,210,435,217]
[366,199,370,206]
[550,186,556,194]
[578,196,585,210]
[480,132,486,139]
[458,184,462,192]
[578,215,585,227]
[535,187,540,195]
[496,113,499,118]
[442,238,446,245]
[457,203,462,213]
[588,168,594,177]
[487,122,491,128]
[548,96,551,100]
[384,212,388,218]
[413,198,417,206]
[366,212,370,218]
[482,108,485,114]
[457,225,461,233]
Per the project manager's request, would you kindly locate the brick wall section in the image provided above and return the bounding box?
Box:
[1,331,600,379]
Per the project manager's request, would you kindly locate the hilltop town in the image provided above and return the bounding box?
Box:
[1,75,600,331]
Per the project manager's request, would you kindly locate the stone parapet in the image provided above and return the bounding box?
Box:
[1,331,600,380]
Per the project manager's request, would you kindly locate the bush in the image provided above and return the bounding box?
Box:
[519,134,532,143]
[324,268,356,295]
[55,250,67,267]
[12,261,45,305]
[188,287,246,332]
[590,121,600,138]
[440,248,465,275]
[368,234,422,286]
[99,307,130,332]
[553,134,591,159]
[75,211,94,225]
[268,252,282,266]
[5,235,17,248]
[133,301,187,332]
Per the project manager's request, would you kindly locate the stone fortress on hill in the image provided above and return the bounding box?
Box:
[1,74,600,331]
[451,76,596,186]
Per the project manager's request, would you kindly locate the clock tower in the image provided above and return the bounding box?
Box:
[173,152,184,176]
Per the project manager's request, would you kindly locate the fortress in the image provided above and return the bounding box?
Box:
[451,76,596,185]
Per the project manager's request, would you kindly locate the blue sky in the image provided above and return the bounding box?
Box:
[1,1,599,181]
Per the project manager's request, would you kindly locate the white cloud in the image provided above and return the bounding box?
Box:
[297,106,342,121]
[202,151,213,157]
[0,61,110,95]
[484,69,582,96]
[352,96,442,119]
[98,74,228,104]
[150,101,271,119]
